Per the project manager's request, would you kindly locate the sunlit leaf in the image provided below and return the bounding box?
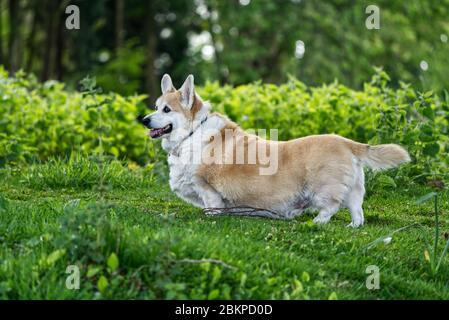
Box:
[107,253,119,272]
[97,276,108,292]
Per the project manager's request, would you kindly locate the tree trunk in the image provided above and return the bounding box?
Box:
[115,0,125,53]
[41,0,58,81]
[145,0,158,106]
[8,0,20,73]
[55,13,64,80]
[25,5,38,73]
[206,3,225,84]
[54,1,69,80]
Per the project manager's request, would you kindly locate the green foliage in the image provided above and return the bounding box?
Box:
[0,68,152,166]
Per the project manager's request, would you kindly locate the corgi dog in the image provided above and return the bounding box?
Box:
[142,74,410,227]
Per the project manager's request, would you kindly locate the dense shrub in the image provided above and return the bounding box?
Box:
[0,68,152,166]
[1,68,448,183]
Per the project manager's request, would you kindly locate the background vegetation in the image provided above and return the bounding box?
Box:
[0,0,448,103]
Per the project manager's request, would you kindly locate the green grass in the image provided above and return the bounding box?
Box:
[0,158,448,299]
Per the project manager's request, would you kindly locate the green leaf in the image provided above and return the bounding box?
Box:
[46,249,66,266]
[293,279,304,292]
[109,146,119,157]
[416,192,437,204]
[211,266,221,283]
[208,289,220,300]
[239,273,247,287]
[79,76,97,93]
[423,91,434,98]
[328,292,338,300]
[87,266,102,278]
[107,253,119,272]
[301,271,310,282]
[97,276,108,292]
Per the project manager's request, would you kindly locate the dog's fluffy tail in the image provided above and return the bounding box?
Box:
[349,142,411,170]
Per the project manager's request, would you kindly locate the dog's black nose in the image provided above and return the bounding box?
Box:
[142,116,151,128]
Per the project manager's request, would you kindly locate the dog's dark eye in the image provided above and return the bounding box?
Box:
[163,106,171,113]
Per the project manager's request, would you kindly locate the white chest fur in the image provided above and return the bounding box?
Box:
[165,115,226,208]
[167,149,202,207]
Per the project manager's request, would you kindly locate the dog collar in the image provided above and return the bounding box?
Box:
[170,116,208,157]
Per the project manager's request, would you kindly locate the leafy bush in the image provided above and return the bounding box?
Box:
[0,67,153,166]
[1,68,448,183]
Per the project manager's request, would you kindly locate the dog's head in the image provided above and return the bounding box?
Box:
[142,74,208,140]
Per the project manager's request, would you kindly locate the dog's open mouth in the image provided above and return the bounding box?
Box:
[149,124,172,138]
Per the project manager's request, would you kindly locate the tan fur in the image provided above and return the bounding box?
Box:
[198,120,409,211]
[163,91,184,113]
[163,90,203,121]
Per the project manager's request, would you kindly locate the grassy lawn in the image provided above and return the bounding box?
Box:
[0,158,448,299]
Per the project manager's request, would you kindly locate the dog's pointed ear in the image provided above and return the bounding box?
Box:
[161,74,175,94]
[179,74,195,109]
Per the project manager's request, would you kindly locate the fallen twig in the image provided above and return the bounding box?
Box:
[202,206,288,220]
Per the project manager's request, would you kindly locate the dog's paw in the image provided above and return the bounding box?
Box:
[313,215,331,225]
[203,208,221,216]
[346,220,364,228]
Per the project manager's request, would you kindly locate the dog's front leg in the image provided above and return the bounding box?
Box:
[193,177,225,209]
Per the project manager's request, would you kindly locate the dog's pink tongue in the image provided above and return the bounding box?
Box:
[150,128,162,138]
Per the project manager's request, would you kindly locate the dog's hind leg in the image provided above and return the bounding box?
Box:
[344,167,365,228]
[312,184,347,225]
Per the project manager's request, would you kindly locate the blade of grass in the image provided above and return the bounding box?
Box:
[435,238,449,273]
[433,194,439,269]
